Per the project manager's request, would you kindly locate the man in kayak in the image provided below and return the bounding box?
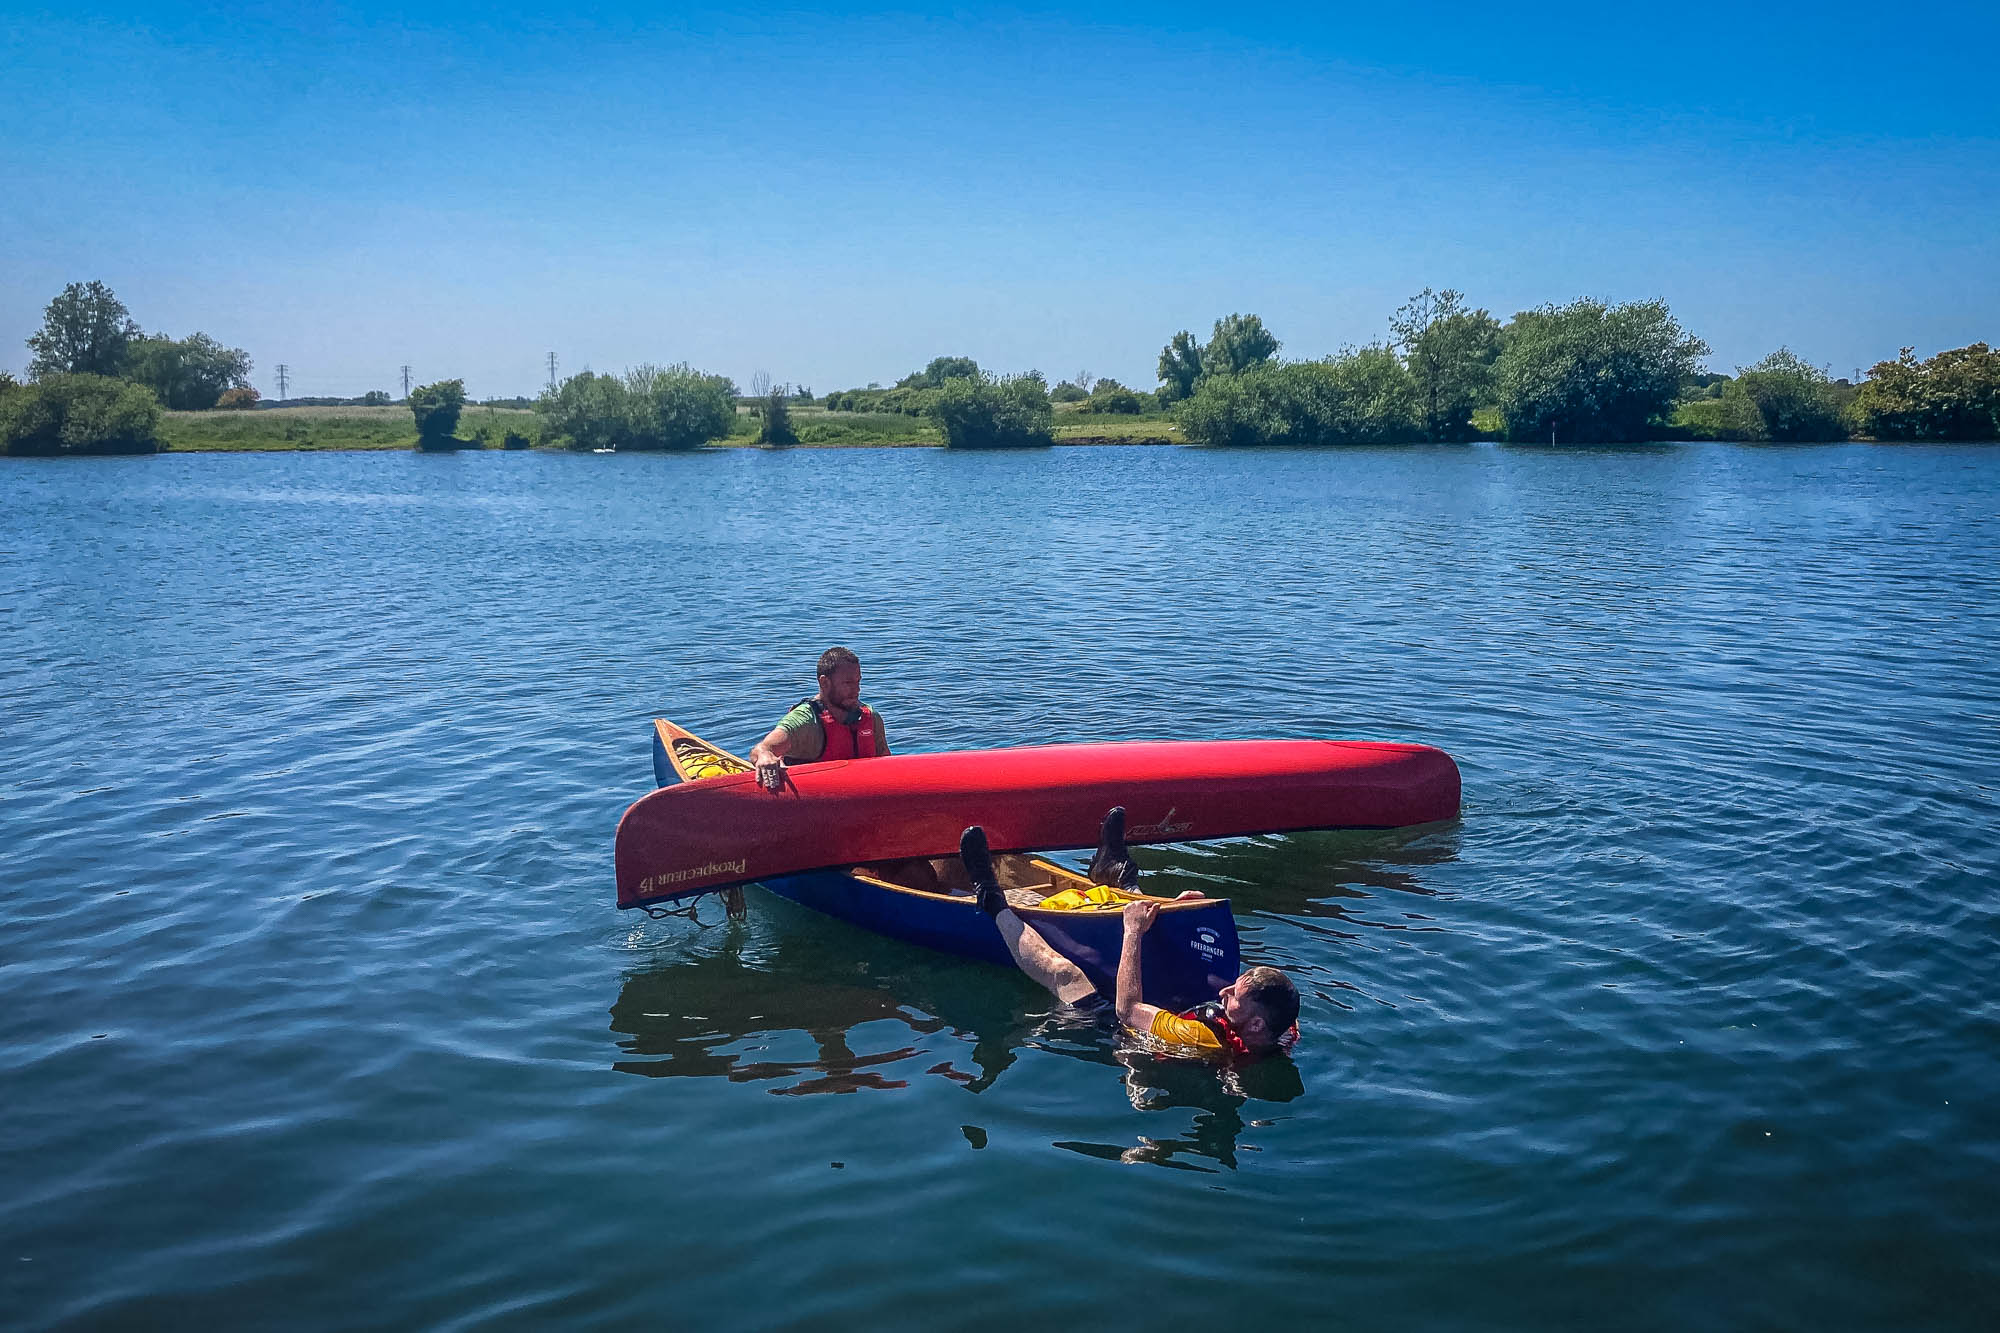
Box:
[749,646,888,791]
[958,825,1300,1060]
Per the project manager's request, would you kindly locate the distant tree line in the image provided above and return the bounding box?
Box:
[2,281,256,454]
[534,355,1056,450]
[1149,296,1998,446]
[1848,344,2000,441]
[10,280,1999,456]
[0,280,532,455]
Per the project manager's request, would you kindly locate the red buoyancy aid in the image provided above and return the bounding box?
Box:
[1180,1000,1254,1057]
[1180,1000,1299,1058]
[804,698,879,762]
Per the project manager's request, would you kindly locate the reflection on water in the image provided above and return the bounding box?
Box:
[610,947,997,1093]
[609,873,1323,1169]
[1055,1049,1306,1172]
[609,929,1048,1095]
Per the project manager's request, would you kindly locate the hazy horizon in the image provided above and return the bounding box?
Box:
[4,1,1995,401]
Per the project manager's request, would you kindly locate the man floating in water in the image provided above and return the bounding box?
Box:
[959,814,1300,1059]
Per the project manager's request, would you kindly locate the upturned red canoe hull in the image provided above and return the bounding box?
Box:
[616,738,1459,909]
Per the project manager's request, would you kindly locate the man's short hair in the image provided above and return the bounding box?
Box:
[1241,966,1299,1039]
[817,646,860,679]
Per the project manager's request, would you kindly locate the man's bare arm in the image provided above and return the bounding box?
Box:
[872,713,890,756]
[1115,900,1164,1031]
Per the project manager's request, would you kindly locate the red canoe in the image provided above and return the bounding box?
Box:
[616,734,1460,909]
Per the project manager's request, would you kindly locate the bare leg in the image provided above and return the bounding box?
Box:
[962,826,1101,1006]
[991,910,1102,1005]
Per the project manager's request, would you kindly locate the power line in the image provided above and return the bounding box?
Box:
[274,364,290,399]
[400,365,412,397]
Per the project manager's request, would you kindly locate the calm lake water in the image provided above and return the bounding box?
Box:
[3,443,1996,1330]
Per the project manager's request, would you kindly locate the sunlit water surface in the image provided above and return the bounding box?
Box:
[3,444,1996,1330]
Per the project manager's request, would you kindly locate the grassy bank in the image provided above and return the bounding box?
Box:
[718,403,1183,447]
[152,403,1181,452]
[160,405,537,452]
[1052,411,1183,444]
[713,405,941,447]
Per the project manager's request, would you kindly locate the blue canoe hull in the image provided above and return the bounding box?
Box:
[758,867,1240,1011]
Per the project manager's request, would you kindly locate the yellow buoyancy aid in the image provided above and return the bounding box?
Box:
[1035,884,1147,911]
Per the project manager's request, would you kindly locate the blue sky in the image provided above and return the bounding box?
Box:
[3,2,1995,399]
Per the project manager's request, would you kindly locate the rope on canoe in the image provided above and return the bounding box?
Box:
[639,885,747,924]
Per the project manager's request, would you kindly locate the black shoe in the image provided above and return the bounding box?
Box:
[960,826,1007,918]
[1088,806,1139,889]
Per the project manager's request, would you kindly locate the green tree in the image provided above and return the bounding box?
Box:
[1157,331,1205,402]
[1733,348,1848,441]
[1496,298,1709,443]
[1081,384,1145,414]
[1172,370,1263,446]
[408,379,468,447]
[896,356,982,390]
[1175,349,1420,447]
[1850,344,2000,441]
[124,332,253,410]
[1324,345,1422,441]
[1,373,162,455]
[1050,380,1090,403]
[27,281,140,378]
[923,372,1053,448]
[624,363,738,450]
[1203,314,1280,377]
[361,389,392,406]
[1391,288,1502,442]
[536,371,632,451]
[757,387,798,445]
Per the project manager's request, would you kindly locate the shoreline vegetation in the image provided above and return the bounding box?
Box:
[4,281,1996,456]
[145,404,1186,453]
